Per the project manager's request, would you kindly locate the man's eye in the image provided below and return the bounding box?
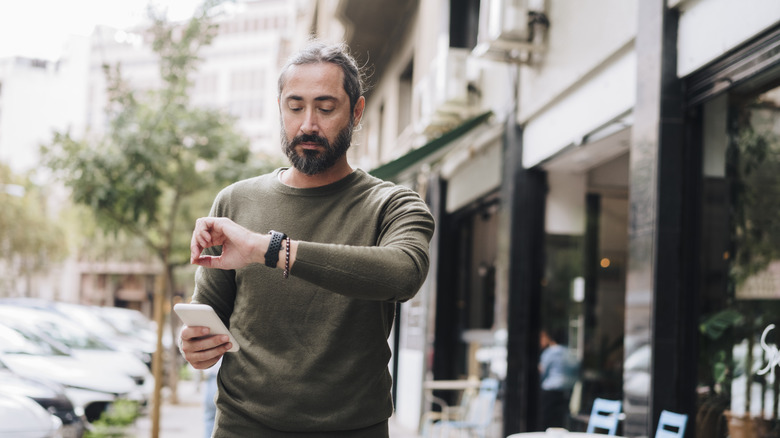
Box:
[319,108,334,113]
[288,107,303,112]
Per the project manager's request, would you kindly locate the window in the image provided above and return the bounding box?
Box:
[697,80,780,438]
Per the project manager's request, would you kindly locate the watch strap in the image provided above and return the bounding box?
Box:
[265,230,287,268]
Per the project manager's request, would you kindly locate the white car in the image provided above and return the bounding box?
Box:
[52,302,157,369]
[0,363,84,437]
[93,304,162,351]
[0,299,158,370]
[0,322,139,424]
[0,305,153,407]
[0,392,63,438]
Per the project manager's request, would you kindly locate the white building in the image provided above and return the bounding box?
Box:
[86,0,296,159]
[0,35,90,173]
[0,0,299,306]
[295,1,780,437]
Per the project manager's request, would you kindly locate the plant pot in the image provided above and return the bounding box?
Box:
[724,410,773,438]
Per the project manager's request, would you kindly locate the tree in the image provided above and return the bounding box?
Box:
[0,164,68,295]
[42,1,277,434]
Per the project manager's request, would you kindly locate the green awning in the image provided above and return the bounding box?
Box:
[369,111,493,180]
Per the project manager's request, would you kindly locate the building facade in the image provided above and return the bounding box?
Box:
[3,0,780,436]
[303,0,780,437]
[48,0,297,309]
[0,39,91,300]
[86,0,296,159]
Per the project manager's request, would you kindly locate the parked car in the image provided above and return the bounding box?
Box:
[623,342,650,436]
[0,304,153,407]
[0,392,63,438]
[0,298,156,369]
[0,361,84,438]
[0,321,140,424]
[94,304,163,353]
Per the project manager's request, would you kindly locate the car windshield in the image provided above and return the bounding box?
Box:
[97,307,156,336]
[55,303,122,338]
[0,307,110,351]
[0,324,67,356]
[32,316,110,351]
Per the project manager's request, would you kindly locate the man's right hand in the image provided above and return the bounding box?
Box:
[179,325,233,369]
[190,217,264,269]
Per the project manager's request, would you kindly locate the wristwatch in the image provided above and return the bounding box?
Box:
[265,230,287,268]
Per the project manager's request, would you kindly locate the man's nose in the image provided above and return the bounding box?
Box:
[300,109,319,134]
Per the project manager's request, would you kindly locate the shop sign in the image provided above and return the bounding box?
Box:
[757,324,780,378]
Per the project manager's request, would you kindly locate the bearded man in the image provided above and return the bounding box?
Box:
[179,41,435,438]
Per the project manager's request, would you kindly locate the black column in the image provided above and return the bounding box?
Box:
[431,177,461,386]
[502,116,547,434]
[629,1,695,436]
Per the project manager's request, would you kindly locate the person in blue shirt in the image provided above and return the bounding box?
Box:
[539,328,579,430]
[202,357,221,438]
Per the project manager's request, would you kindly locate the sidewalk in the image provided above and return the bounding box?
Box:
[131,379,204,438]
[131,379,421,437]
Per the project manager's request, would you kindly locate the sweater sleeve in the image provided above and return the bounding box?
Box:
[190,189,238,326]
[291,188,435,302]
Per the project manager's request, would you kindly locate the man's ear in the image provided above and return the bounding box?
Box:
[353,96,366,125]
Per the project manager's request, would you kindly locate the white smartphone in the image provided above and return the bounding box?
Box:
[173,303,240,352]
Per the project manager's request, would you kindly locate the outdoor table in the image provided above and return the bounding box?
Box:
[423,378,482,391]
[507,429,627,438]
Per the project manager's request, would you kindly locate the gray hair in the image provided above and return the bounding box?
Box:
[278,41,364,113]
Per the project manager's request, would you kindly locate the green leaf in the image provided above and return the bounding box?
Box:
[700,308,745,340]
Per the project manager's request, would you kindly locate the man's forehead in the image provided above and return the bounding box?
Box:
[281,62,345,97]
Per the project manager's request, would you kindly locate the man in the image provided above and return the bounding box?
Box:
[179,41,435,437]
[538,328,579,430]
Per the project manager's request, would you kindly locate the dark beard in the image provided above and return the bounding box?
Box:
[281,121,353,176]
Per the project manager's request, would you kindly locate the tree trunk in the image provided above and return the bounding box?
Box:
[150,275,165,438]
[165,262,180,404]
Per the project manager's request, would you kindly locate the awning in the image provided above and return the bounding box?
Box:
[369,111,493,181]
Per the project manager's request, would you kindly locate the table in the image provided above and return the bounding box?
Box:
[423,378,482,391]
[507,430,627,438]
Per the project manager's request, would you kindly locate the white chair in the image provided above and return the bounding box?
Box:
[427,378,500,438]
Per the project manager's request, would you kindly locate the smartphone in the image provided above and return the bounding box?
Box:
[173,303,240,352]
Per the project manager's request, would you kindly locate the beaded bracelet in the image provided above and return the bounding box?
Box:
[283,236,291,279]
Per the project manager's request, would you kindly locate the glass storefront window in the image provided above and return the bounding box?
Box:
[539,157,629,432]
[699,83,780,438]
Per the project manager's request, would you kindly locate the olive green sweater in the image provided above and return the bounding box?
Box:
[192,168,435,433]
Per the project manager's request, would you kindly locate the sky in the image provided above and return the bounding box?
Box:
[0,0,204,60]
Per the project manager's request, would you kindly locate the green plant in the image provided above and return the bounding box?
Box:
[84,399,140,438]
[179,363,193,381]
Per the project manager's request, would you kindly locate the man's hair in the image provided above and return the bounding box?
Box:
[278,41,364,113]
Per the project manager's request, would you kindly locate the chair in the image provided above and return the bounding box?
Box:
[586,397,622,435]
[421,380,479,436]
[655,410,688,438]
[427,378,499,438]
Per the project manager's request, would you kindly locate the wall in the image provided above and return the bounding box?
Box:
[677,0,780,76]
[518,0,638,122]
[519,0,638,168]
